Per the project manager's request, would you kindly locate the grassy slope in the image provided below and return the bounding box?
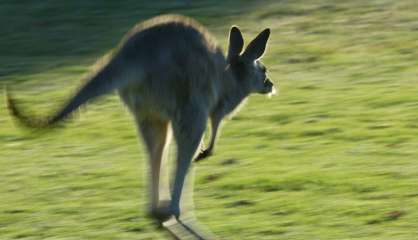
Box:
[1,0,418,239]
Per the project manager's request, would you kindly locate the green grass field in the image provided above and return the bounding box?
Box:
[1,0,418,239]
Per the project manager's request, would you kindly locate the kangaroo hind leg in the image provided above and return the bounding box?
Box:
[170,106,207,219]
[136,116,172,223]
[163,105,215,239]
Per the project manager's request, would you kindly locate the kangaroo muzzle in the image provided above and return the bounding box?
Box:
[263,79,277,95]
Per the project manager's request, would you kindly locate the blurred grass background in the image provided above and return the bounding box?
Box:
[1,0,418,239]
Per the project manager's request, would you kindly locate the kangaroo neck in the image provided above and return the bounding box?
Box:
[214,66,249,117]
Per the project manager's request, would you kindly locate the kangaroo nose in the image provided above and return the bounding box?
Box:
[264,79,272,86]
[264,79,277,96]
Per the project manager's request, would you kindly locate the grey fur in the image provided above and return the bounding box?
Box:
[6,15,274,239]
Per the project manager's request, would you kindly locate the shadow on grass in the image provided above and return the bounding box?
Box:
[0,0,277,79]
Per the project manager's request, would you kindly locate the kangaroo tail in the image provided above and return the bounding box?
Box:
[6,56,139,129]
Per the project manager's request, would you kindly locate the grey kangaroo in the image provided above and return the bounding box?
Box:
[6,15,274,239]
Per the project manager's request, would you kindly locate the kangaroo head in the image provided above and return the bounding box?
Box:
[227,26,275,95]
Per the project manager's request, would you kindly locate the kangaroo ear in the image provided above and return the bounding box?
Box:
[241,28,270,61]
[227,26,244,61]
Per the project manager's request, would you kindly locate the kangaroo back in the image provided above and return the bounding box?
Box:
[6,14,221,129]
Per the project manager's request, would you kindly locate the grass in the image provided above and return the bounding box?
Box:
[1,0,418,239]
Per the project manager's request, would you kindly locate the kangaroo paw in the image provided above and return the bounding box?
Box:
[163,217,218,240]
[195,149,212,162]
[148,200,173,226]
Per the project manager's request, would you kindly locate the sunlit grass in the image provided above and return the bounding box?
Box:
[1,0,418,239]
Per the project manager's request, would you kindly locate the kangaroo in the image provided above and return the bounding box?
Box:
[6,15,274,239]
